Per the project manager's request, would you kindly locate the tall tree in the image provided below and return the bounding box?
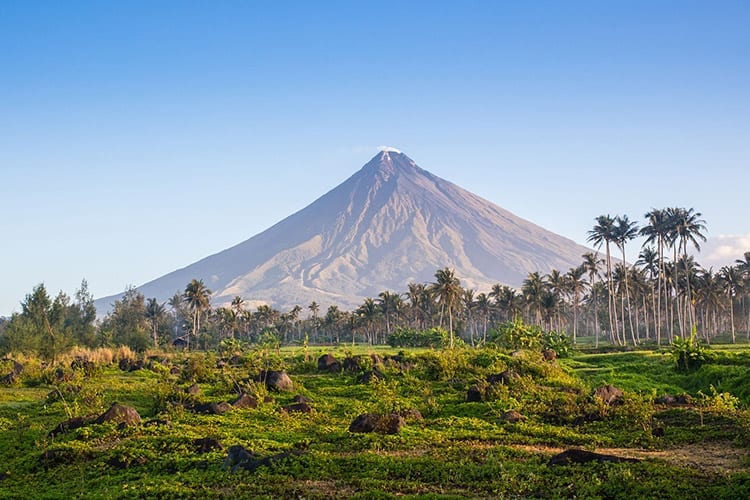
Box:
[588,215,619,344]
[429,268,463,348]
[183,279,211,350]
[613,215,639,345]
[145,298,166,348]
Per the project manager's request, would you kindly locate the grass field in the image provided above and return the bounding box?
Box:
[1,344,749,498]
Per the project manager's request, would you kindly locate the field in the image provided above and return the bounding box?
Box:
[1,343,750,498]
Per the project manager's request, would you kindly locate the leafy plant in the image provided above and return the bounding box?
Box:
[671,327,708,372]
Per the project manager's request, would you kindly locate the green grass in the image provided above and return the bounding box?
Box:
[1,345,749,498]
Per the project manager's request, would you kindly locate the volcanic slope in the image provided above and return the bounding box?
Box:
[96,150,591,311]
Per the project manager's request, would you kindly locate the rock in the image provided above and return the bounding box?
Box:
[652,426,665,438]
[170,366,181,376]
[49,415,97,437]
[343,356,362,372]
[349,413,403,434]
[656,395,677,405]
[192,401,233,415]
[118,358,132,371]
[186,383,201,395]
[542,349,558,361]
[223,445,304,474]
[317,354,342,373]
[548,449,641,466]
[399,408,423,423]
[95,403,142,427]
[487,370,519,385]
[500,410,524,423]
[232,393,259,409]
[467,385,485,402]
[194,437,224,454]
[257,370,294,392]
[293,394,311,404]
[349,413,377,433]
[281,402,313,414]
[593,385,624,405]
[358,369,384,384]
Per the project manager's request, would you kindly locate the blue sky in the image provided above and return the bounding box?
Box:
[1,1,749,315]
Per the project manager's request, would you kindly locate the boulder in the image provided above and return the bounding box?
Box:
[95,403,142,427]
[292,394,311,404]
[281,401,313,414]
[487,370,519,385]
[223,445,304,474]
[349,413,377,433]
[399,408,424,423]
[593,385,624,405]
[358,369,384,384]
[542,349,558,361]
[186,383,201,395]
[548,449,640,466]
[349,413,404,434]
[257,370,294,392]
[500,410,524,423]
[317,354,342,373]
[467,385,485,402]
[49,415,97,437]
[343,356,362,372]
[232,393,259,409]
[192,401,232,415]
[194,437,224,454]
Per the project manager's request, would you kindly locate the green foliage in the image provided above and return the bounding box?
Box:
[542,330,572,357]
[491,319,544,351]
[387,327,450,348]
[671,328,709,372]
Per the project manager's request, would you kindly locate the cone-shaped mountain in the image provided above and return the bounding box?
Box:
[96,150,591,312]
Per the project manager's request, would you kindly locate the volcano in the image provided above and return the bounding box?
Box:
[96,150,591,312]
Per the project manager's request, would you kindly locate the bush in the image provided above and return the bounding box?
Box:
[670,329,708,373]
[491,319,544,351]
[387,327,450,348]
[542,331,572,358]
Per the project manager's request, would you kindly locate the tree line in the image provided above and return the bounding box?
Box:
[1,207,749,357]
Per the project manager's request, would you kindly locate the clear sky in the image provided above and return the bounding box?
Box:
[1,1,749,316]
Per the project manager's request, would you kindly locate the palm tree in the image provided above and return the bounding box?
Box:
[145,298,165,348]
[566,265,587,344]
[545,269,567,332]
[474,292,493,344]
[640,209,669,344]
[462,288,476,345]
[673,208,707,334]
[735,252,750,339]
[522,271,547,327]
[183,279,211,350]
[613,215,639,345]
[719,266,741,343]
[377,291,400,337]
[636,247,659,342]
[357,297,380,345]
[429,267,463,348]
[582,252,603,345]
[588,215,618,344]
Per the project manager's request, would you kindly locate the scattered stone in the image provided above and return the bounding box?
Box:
[500,410,524,424]
[232,393,259,409]
[257,370,294,392]
[487,370,519,385]
[223,445,304,474]
[186,383,201,395]
[343,355,362,372]
[194,437,224,454]
[144,418,171,427]
[656,395,677,405]
[317,354,342,373]
[349,413,404,434]
[593,385,624,405]
[192,401,233,415]
[548,449,641,466]
[281,401,313,414]
[542,349,558,361]
[358,369,384,384]
[399,408,423,423]
[95,403,142,427]
[170,366,181,376]
[467,385,484,402]
[292,394,310,404]
[49,415,97,437]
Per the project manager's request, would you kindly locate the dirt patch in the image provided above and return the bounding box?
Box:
[513,442,749,475]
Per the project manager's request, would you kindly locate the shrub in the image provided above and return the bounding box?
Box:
[542,331,571,358]
[670,328,708,372]
[491,319,544,351]
[387,327,450,348]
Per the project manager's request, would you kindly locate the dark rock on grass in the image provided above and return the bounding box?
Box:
[96,403,142,427]
[358,369,384,384]
[542,349,558,361]
[652,426,666,437]
[39,448,90,468]
[467,384,484,402]
[549,449,641,466]
[317,354,342,373]
[281,401,313,414]
[186,383,201,395]
[49,415,97,437]
[232,393,259,409]
[257,370,294,392]
[593,385,624,405]
[343,356,362,372]
[194,437,224,454]
[192,401,233,415]
[349,413,404,434]
[487,370,519,385]
[223,445,304,474]
[170,366,181,376]
[293,394,310,404]
[399,408,423,423]
[500,410,524,423]
[144,418,171,427]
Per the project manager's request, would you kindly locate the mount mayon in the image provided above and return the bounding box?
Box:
[96,150,591,312]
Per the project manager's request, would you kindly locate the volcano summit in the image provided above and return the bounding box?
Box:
[96,150,590,312]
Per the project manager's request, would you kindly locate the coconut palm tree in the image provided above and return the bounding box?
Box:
[183,279,211,350]
[429,267,463,348]
[640,209,670,344]
[719,266,742,343]
[566,265,587,344]
[582,252,603,345]
[613,215,639,344]
[588,215,618,343]
[474,292,493,344]
[145,298,165,348]
[377,291,400,337]
[673,208,707,334]
[522,271,547,327]
[735,252,750,339]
